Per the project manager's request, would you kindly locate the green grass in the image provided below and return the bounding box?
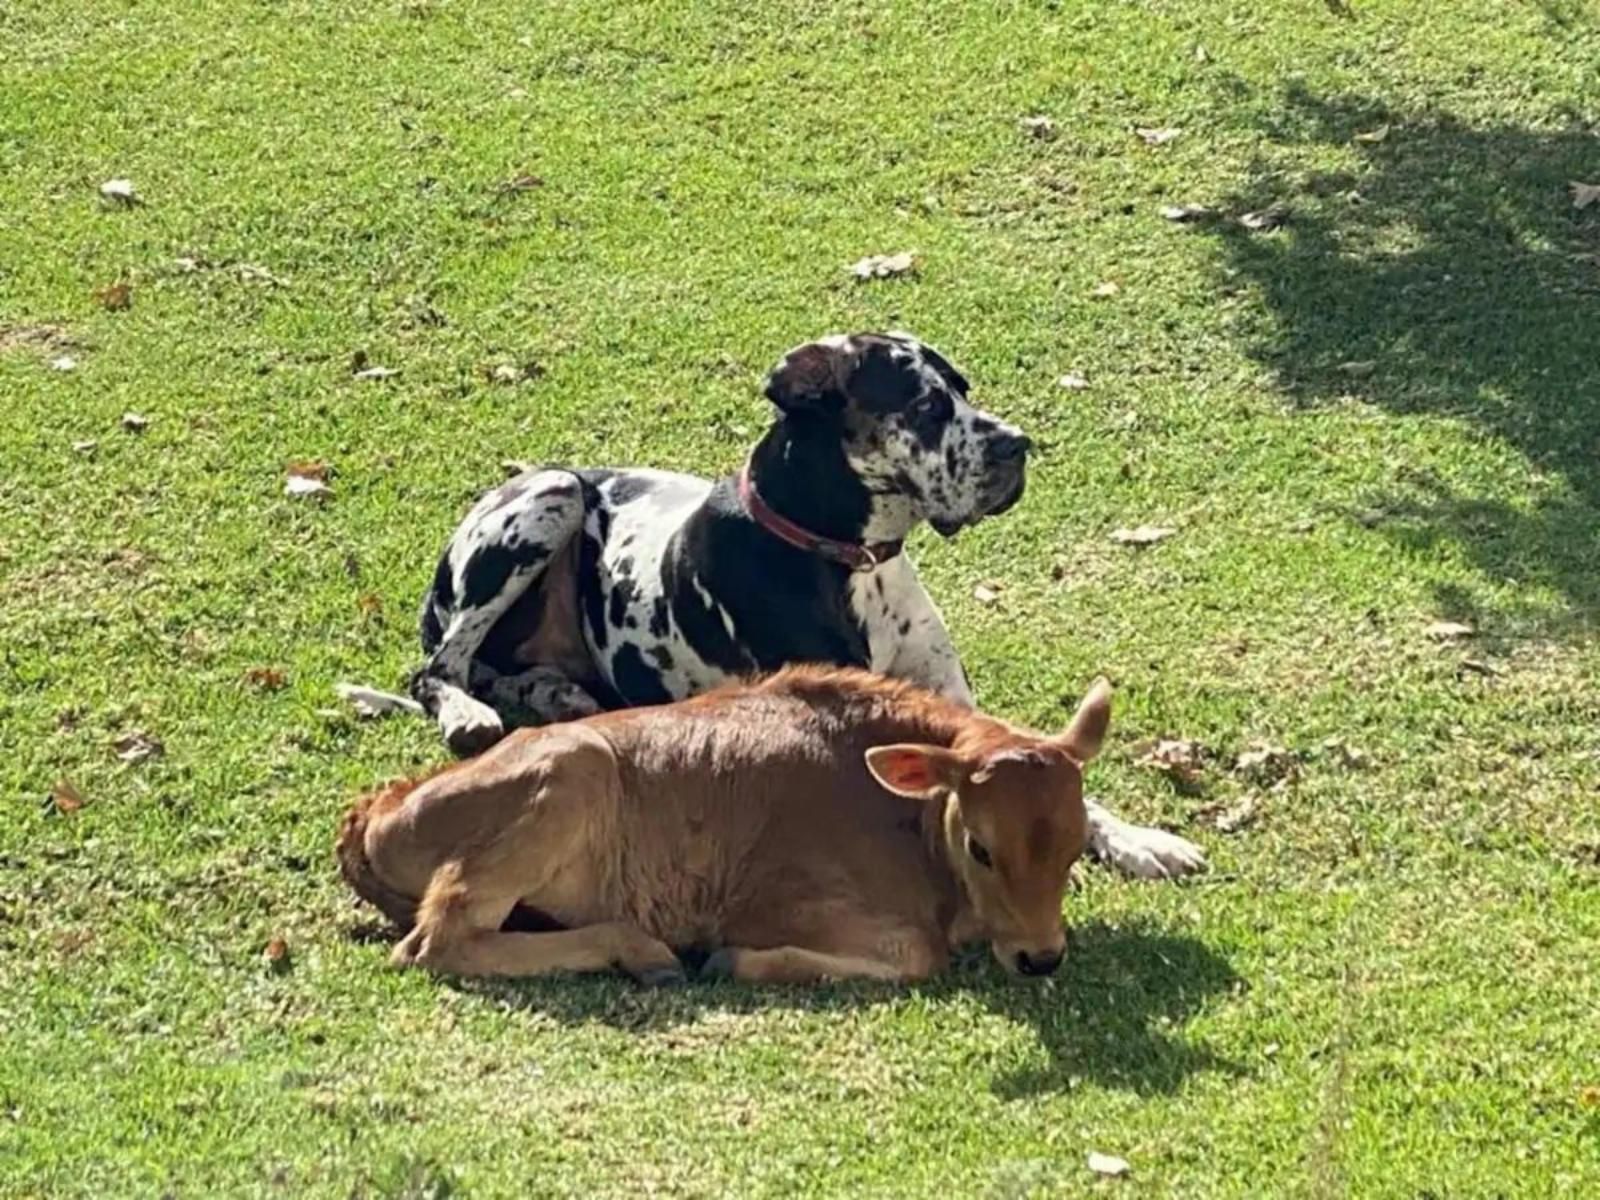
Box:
[4,0,1600,1194]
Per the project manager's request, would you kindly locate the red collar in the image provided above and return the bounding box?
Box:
[738,462,903,572]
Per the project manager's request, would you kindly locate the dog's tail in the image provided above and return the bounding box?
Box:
[336,779,425,929]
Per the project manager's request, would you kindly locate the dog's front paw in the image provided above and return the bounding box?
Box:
[1091,816,1208,880]
[437,692,506,757]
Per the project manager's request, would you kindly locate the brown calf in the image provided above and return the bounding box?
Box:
[337,666,1110,984]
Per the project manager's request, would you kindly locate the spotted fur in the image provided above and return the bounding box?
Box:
[389,331,1205,881]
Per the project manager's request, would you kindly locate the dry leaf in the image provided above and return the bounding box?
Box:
[357,592,383,618]
[1234,743,1298,786]
[50,354,78,372]
[1579,1085,1600,1109]
[72,439,98,454]
[1320,738,1369,770]
[353,365,398,381]
[94,282,132,311]
[972,583,1001,606]
[1087,1151,1131,1178]
[114,731,164,765]
[285,460,330,482]
[1353,125,1391,144]
[1159,203,1215,223]
[335,683,423,718]
[237,262,289,287]
[1424,620,1475,641]
[499,173,545,193]
[285,474,332,500]
[120,411,149,433]
[1569,181,1600,211]
[1214,795,1260,834]
[1135,126,1181,146]
[245,666,288,691]
[99,178,141,205]
[1239,204,1290,232]
[848,251,918,280]
[49,779,86,814]
[1338,360,1376,377]
[1193,44,1209,63]
[1018,115,1057,140]
[1457,657,1500,678]
[1109,524,1176,546]
[1057,372,1090,390]
[263,936,291,972]
[1133,738,1207,790]
[1089,280,1121,299]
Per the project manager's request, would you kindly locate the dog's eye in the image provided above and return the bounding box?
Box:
[967,835,993,869]
[911,393,951,423]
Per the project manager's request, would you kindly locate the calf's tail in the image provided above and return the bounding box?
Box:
[336,780,424,929]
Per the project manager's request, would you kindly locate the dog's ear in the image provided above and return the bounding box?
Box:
[762,337,858,415]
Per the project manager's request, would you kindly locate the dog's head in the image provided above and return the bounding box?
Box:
[762,332,1030,536]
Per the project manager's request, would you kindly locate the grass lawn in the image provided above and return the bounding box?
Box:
[4,0,1600,1194]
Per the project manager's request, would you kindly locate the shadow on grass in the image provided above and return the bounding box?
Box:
[431,919,1242,1098]
[1205,86,1600,628]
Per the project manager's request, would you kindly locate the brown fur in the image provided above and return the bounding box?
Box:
[336,665,1109,985]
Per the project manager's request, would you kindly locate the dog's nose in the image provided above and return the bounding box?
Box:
[1015,948,1063,977]
[988,432,1032,462]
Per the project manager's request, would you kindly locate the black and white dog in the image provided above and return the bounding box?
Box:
[371,332,1203,879]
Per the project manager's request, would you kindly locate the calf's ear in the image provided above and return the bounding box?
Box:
[864,744,968,800]
[1058,677,1112,763]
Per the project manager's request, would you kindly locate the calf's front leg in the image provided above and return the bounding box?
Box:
[395,920,686,985]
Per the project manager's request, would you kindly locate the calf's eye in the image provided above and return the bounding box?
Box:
[967,835,993,869]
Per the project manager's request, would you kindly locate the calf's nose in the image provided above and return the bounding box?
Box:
[1015,948,1063,977]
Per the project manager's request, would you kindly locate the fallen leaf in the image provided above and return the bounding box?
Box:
[285,460,330,482]
[848,251,918,280]
[1570,181,1600,211]
[1424,620,1475,641]
[245,667,288,691]
[1215,794,1260,834]
[1135,126,1181,146]
[1239,204,1291,232]
[1087,1151,1131,1178]
[49,779,86,814]
[1193,44,1209,63]
[1089,280,1121,299]
[1159,203,1215,223]
[285,474,332,500]
[263,936,291,972]
[120,411,149,433]
[499,173,545,193]
[357,593,383,618]
[972,583,1001,606]
[1057,372,1090,390]
[1234,743,1298,786]
[1133,738,1207,790]
[99,178,141,206]
[1353,125,1391,144]
[173,255,207,273]
[94,281,132,311]
[1320,737,1369,771]
[1018,115,1057,140]
[335,683,423,718]
[1579,1085,1600,1109]
[114,731,164,765]
[50,354,78,372]
[352,365,398,381]
[237,262,289,287]
[1109,524,1176,546]
[1337,360,1376,377]
[1458,657,1500,678]
[72,439,98,454]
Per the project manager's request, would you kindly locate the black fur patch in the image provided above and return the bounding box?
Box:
[460,540,550,609]
[611,643,672,705]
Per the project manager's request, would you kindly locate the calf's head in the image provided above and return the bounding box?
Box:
[865,680,1110,977]
[763,332,1030,536]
